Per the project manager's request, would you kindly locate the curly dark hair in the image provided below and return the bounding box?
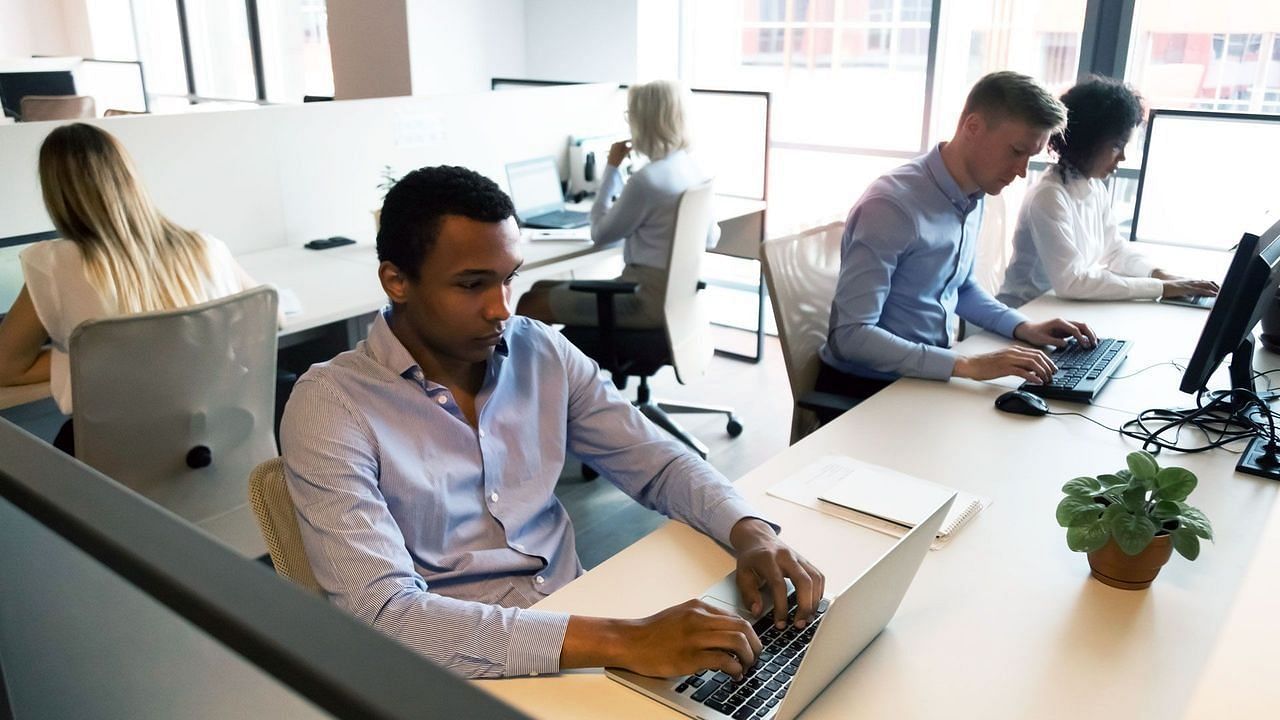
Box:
[1050,76,1145,178]
[376,165,515,279]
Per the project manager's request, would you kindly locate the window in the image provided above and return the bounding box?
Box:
[1126,1,1280,115]
[930,0,1087,143]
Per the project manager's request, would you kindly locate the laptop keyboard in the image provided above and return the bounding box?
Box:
[526,209,589,228]
[1020,337,1131,403]
[674,592,828,719]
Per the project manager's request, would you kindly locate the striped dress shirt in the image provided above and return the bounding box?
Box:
[280,309,765,678]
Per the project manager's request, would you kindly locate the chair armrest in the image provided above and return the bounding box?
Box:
[567,280,639,295]
[796,391,859,415]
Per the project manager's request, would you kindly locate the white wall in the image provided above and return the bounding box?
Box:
[0,0,74,57]
[406,0,526,95]
[523,0,638,83]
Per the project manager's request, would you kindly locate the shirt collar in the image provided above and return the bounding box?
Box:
[367,306,511,386]
[925,143,984,215]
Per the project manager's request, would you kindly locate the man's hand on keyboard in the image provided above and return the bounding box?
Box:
[954,346,1057,384]
[729,518,826,631]
[1013,318,1096,349]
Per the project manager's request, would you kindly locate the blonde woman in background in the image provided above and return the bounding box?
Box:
[0,122,261,451]
[517,79,719,327]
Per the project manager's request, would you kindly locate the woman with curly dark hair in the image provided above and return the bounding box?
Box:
[997,76,1219,306]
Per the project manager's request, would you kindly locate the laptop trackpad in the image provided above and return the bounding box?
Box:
[700,572,784,620]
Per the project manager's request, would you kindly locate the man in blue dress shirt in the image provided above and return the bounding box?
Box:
[280,165,823,680]
[817,71,1097,400]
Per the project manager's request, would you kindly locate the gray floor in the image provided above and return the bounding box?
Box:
[555,325,794,569]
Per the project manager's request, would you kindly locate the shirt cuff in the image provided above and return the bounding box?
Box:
[920,345,959,381]
[991,309,1030,340]
[505,609,571,677]
[704,496,781,548]
[1134,276,1165,300]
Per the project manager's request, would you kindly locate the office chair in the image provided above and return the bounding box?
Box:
[761,221,858,444]
[69,287,279,556]
[248,457,323,594]
[19,94,95,121]
[561,181,741,463]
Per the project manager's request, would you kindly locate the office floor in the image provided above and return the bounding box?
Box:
[555,324,794,569]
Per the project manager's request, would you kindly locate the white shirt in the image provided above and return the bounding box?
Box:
[998,168,1163,307]
[590,148,720,269]
[20,234,254,413]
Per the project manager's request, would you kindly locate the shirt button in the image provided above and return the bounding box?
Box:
[535,575,545,584]
[436,395,447,405]
[513,543,524,551]
[479,428,486,438]
[490,492,499,503]
[530,671,539,677]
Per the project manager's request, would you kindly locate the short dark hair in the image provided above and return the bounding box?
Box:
[376,165,515,279]
[1049,76,1145,176]
[962,71,1067,131]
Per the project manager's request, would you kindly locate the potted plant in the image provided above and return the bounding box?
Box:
[373,165,399,230]
[1056,450,1213,590]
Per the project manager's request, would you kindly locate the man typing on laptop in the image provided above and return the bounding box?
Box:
[281,165,823,681]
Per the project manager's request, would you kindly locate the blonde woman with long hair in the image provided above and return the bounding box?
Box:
[0,123,260,448]
[517,79,719,327]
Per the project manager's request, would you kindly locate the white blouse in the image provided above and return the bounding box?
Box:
[20,234,255,414]
[998,168,1163,307]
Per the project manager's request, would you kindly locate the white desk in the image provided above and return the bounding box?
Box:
[478,312,1280,717]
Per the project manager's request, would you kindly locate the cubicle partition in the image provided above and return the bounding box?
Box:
[0,418,529,719]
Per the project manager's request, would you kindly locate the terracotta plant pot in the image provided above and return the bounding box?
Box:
[1086,534,1174,590]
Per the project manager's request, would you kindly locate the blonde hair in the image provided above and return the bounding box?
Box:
[628,80,691,161]
[38,123,213,314]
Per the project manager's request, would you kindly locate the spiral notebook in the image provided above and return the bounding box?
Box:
[767,455,990,549]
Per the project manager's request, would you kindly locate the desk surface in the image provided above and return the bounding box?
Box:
[478,299,1280,718]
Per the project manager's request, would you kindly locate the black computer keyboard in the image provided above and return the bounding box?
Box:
[1021,337,1131,403]
[675,592,829,719]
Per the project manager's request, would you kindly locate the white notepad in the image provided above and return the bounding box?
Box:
[767,455,990,549]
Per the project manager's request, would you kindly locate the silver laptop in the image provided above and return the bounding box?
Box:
[606,495,955,720]
[1161,294,1215,310]
[505,157,590,229]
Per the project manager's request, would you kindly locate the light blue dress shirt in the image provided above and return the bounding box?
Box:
[818,144,1029,381]
[590,148,720,269]
[280,310,764,679]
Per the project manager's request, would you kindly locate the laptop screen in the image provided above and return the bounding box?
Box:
[506,157,566,220]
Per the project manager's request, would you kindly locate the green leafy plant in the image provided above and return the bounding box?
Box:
[377,165,400,198]
[1056,451,1214,560]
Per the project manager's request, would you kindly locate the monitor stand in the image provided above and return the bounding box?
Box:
[1227,336,1280,480]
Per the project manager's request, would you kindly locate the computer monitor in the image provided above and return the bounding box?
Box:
[1177,219,1280,479]
[1130,109,1280,249]
[0,419,528,720]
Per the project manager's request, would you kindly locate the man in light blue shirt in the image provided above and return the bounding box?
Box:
[281,165,823,680]
[818,71,1096,400]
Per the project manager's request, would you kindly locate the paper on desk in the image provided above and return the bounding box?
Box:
[767,455,990,549]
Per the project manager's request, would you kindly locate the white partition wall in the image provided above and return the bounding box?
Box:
[0,82,620,256]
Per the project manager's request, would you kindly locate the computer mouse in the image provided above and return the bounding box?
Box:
[994,390,1050,416]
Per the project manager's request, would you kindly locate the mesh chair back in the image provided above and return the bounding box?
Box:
[662,181,716,384]
[70,287,279,529]
[761,221,844,402]
[249,457,323,594]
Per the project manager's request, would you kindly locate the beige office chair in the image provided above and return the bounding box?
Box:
[20,95,96,121]
[69,287,279,556]
[761,221,858,444]
[562,181,740,460]
[249,457,323,594]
